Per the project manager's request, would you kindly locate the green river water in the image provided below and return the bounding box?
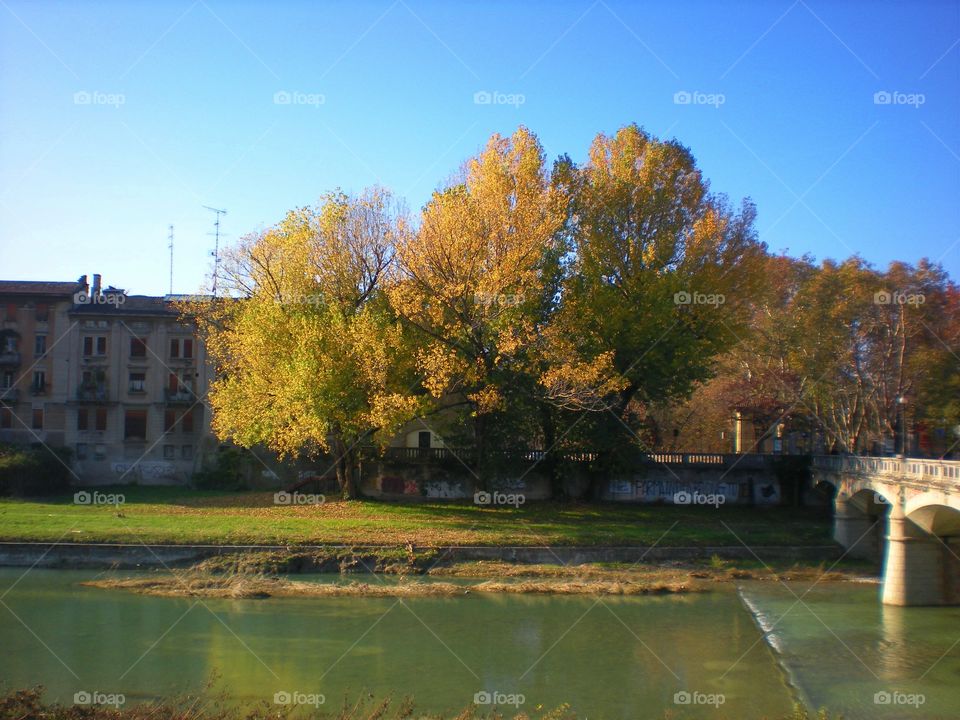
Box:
[1,569,958,719]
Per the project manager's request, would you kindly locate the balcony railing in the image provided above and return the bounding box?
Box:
[164,387,196,403]
[76,386,109,402]
[0,351,21,366]
[0,387,18,404]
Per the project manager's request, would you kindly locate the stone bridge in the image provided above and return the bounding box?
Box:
[812,455,960,606]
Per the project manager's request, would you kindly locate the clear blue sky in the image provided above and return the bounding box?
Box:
[1,0,958,295]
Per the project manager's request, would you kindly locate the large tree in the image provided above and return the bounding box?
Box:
[548,125,767,478]
[194,188,420,498]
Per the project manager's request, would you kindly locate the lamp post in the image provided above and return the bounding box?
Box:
[896,396,908,457]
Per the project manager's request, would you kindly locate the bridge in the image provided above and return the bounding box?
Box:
[812,455,960,606]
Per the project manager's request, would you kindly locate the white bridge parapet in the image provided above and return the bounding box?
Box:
[812,454,960,606]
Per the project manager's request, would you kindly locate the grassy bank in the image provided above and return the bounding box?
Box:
[0,486,834,547]
[81,553,872,600]
[0,688,842,720]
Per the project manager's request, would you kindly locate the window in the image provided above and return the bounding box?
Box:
[83,336,108,356]
[182,408,194,433]
[32,408,43,429]
[1,372,12,389]
[130,338,146,358]
[163,445,175,460]
[3,336,16,352]
[183,338,193,359]
[76,443,88,460]
[124,409,147,441]
[4,303,15,321]
[95,407,107,432]
[77,408,89,431]
[128,372,146,393]
[94,444,106,460]
[0,408,11,429]
[169,338,180,358]
[181,445,193,460]
[168,372,179,392]
[164,409,176,432]
[32,371,45,393]
[34,335,46,356]
[35,303,49,322]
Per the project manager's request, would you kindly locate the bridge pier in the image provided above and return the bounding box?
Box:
[882,511,948,606]
[833,498,880,561]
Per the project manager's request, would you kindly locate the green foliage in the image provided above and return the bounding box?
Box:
[0,443,72,496]
[192,448,245,490]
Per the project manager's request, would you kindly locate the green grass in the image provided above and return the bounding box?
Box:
[0,486,835,547]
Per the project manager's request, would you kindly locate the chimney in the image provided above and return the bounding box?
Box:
[92,274,101,296]
[78,275,88,294]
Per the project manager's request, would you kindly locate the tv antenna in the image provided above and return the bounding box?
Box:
[167,225,174,295]
[203,206,227,296]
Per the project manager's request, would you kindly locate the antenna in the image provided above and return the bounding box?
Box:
[203,206,227,296]
[168,225,174,295]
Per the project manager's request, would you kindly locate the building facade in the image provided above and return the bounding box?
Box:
[0,275,215,485]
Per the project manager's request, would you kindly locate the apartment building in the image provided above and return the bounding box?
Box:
[0,275,215,485]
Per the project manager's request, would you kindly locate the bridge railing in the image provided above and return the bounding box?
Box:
[813,455,960,483]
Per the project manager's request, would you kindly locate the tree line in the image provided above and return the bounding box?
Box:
[189,124,960,499]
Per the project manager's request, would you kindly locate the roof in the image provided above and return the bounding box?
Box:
[69,294,180,317]
[0,280,83,297]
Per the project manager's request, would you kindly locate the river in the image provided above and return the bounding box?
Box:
[1,569,958,718]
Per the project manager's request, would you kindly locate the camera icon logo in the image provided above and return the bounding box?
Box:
[473,491,492,505]
[273,91,291,105]
[473,90,492,105]
[673,91,692,105]
[874,691,891,705]
[273,691,292,705]
[273,491,292,505]
[673,690,691,704]
[74,491,92,505]
[473,691,492,704]
[674,291,691,305]
[673,490,692,505]
[73,691,92,704]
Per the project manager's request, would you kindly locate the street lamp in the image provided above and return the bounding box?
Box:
[896,396,908,457]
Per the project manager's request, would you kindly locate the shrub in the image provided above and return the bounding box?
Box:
[192,448,246,490]
[0,443,72,496]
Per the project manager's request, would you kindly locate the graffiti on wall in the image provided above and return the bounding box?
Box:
[111,462,178,482]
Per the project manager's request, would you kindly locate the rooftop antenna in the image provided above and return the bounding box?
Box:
[167,225,174,295]
[203,206,227,296]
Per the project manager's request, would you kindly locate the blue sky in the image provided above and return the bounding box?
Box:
[1,0,958,295]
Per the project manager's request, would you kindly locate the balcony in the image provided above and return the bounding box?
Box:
[164,387,196,403]
[77,385,110,402]
[0,351,21,366]
[0,388,18,405]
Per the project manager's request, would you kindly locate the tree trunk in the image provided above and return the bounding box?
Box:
[538,402,563,500]
[331,436,358,500]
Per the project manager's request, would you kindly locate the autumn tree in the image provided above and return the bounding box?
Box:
[390,127,566,482]
[548,124,767,480]
[193,188,420,498]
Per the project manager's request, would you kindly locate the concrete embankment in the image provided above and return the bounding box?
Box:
[0,541,841,570]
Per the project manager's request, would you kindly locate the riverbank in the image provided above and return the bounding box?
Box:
[0,688,841,719]
[80,553,874,599]
[0,487,833,547]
